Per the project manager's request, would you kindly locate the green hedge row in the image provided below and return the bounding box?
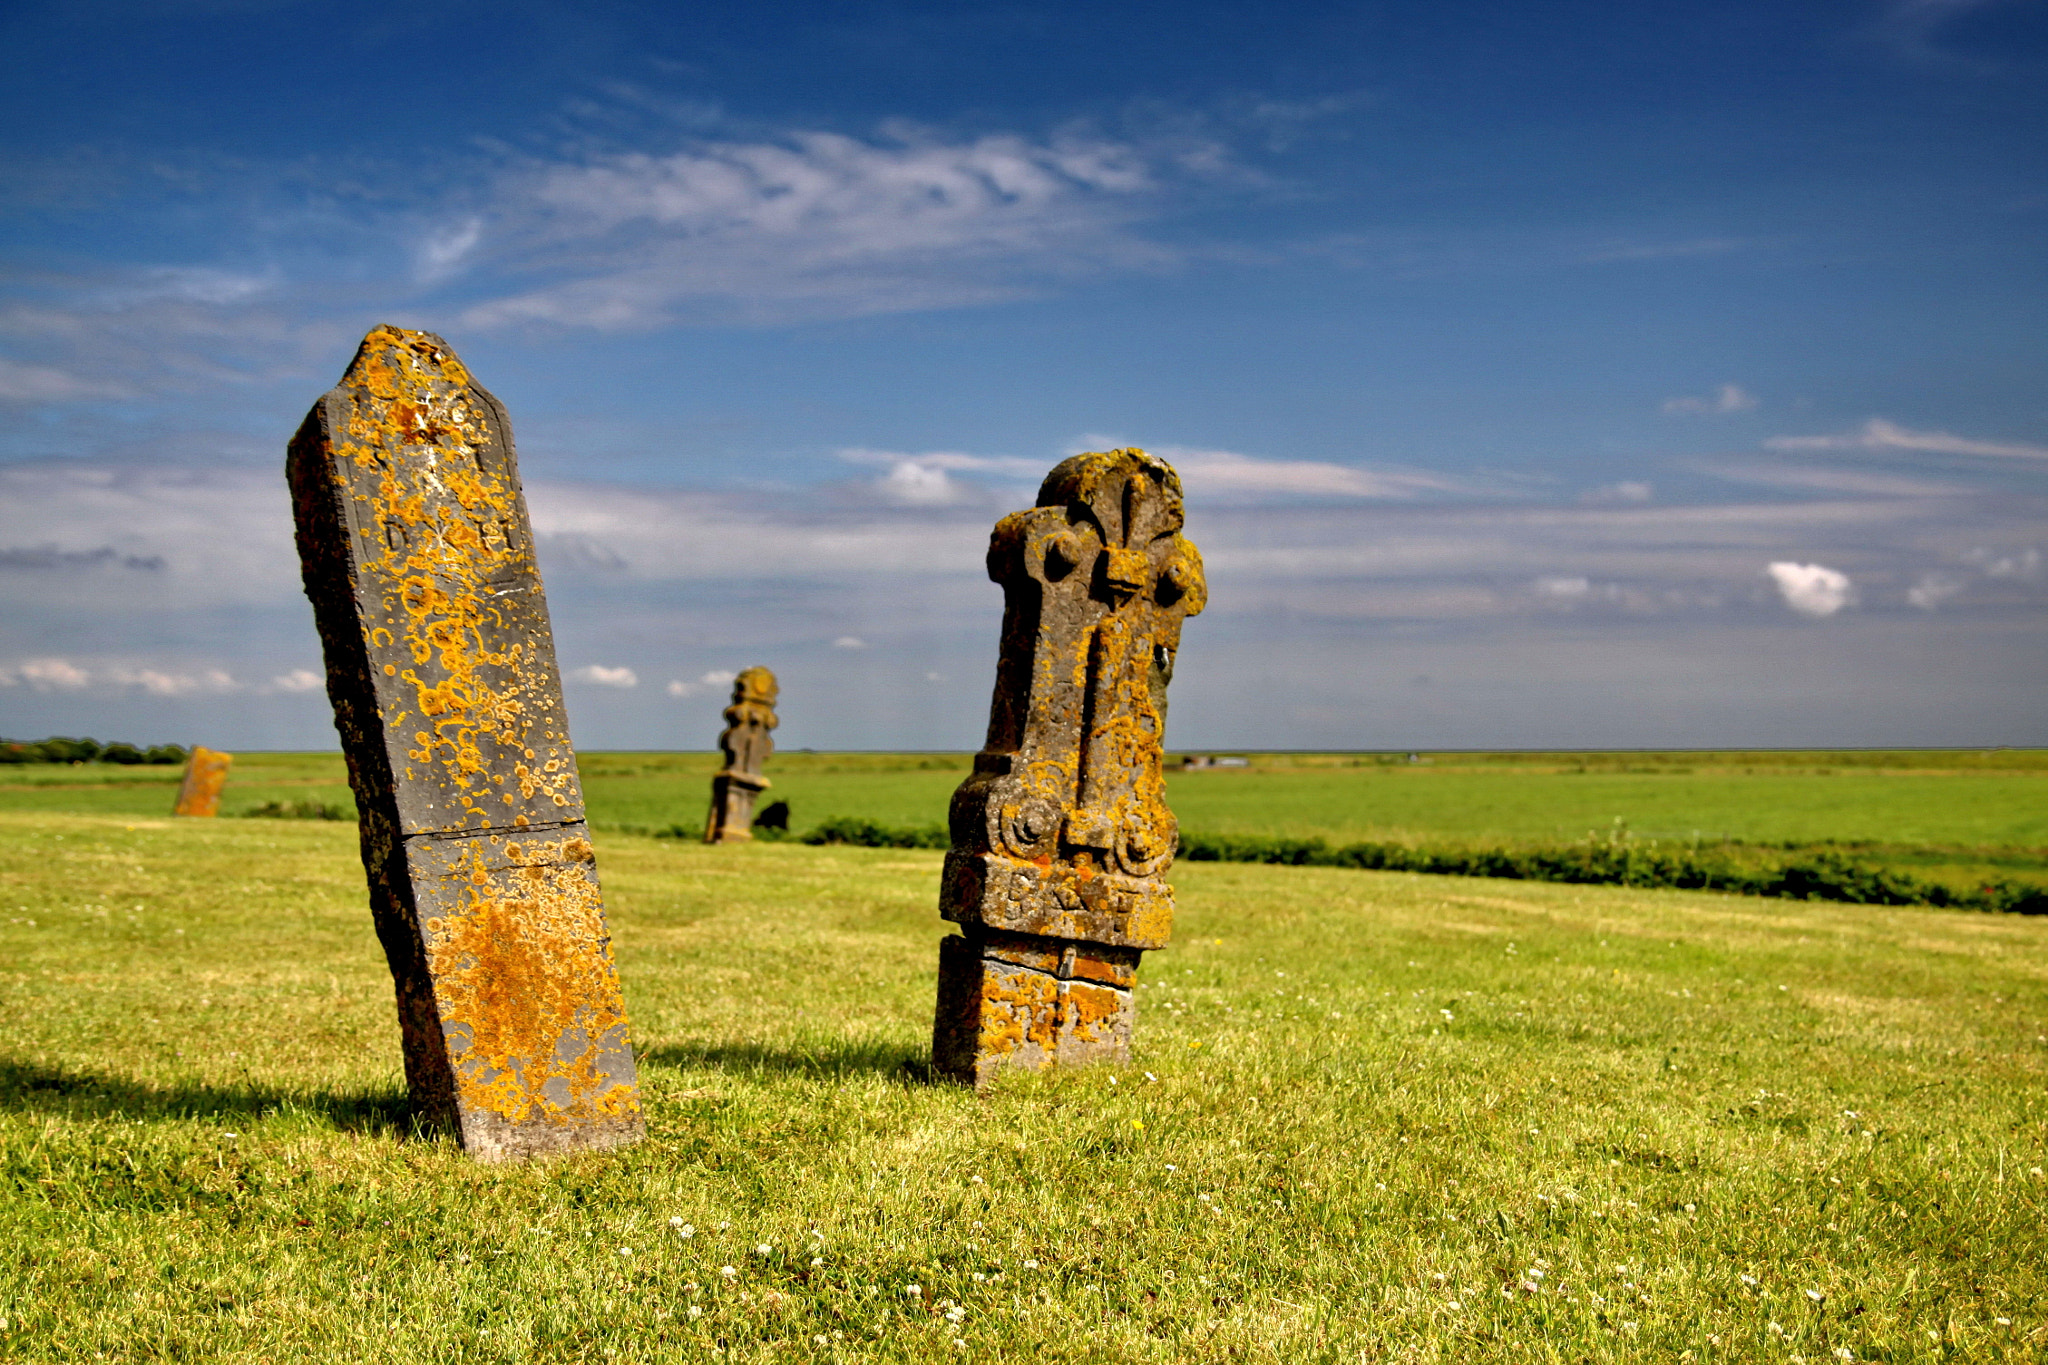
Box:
[1178,833,2048,915]
[799,818,2047,915]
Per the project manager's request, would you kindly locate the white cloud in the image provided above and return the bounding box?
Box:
[832,636,868,649]
[270,669,323,693]
[1662,384,1757,415]
[460,128,1184,331]
[10,658,247,694]
[667,669,737,699]
[878,461,964,505]
[1534,576,1592,599]
[1767,561,1855,617]
[1907,572,1966,610]
[570,664,639,688]
[18,657,91,690]
[103,666,240,696]
[1765,418,2048,461]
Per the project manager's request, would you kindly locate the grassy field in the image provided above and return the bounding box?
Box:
[11,749,2038,891]
[2,780,2046,1361]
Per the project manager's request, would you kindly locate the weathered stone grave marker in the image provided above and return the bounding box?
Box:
[171,746,233,817]
[705,666,779,843]
[287,324,643,1160]
[932,448,1206,1085]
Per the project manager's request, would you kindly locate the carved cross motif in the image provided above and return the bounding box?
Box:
[934,448,1206,1085]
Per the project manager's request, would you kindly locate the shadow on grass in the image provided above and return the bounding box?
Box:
[641,1038,936,1085]
[0,1059,433,1138]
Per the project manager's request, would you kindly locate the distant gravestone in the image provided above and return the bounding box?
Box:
[933,448,1207,1085]
[287,324,644,1161]
[171,746,233,817]
[705,667,779,843]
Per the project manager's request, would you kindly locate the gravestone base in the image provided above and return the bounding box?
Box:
[932,929,1139,1087]
[706,770,770,843]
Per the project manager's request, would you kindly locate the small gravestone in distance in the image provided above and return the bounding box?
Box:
[933,448,1207,1086]
[705,667,779,843]
[171,746,233,817]
[287,324,643,1161]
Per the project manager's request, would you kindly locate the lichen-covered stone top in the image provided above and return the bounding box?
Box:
[942,447,1206,949]
[289,324,580,835]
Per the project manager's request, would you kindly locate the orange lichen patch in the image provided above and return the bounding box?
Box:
[171,747,234,818]
[423,835,637,1127]
[1062,979,1126,1047]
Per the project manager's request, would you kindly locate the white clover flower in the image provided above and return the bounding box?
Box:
[811,1257,824,1267]
[720,1266,737,1277]
[755,1244,772,1257]
[969,1175,984,1185]
[687,1306,702,1318]
[906,1284,922,1297]
[618,1246,633,1256]
[1807,1289,1825,1303]
[1023,1260,1038,1269]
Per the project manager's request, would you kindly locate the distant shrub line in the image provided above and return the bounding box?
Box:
[795,817,2047,915]
[801,817,950,850]
[1,736,188,766]
[242,800,351,821]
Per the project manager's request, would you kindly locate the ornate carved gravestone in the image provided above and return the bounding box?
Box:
[933,448,1207,1086]
[705,666,779,843]
[287,324,643,1161]
[171,746,233,817]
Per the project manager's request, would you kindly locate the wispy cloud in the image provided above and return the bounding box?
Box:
[1578,481,1654,506]
[0,655,242,694]
[1662,383,1757,415]
[1155,446,1465,502]
[458,128,1188,331]
[1765,418,2048,461]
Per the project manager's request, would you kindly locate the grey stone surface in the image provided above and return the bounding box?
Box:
[287,324,643,1160]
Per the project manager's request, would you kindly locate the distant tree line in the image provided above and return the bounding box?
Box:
[0,736,189,765]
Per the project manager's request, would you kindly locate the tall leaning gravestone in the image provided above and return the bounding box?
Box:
[933,448,1207,1086]
[288,325,644,1160]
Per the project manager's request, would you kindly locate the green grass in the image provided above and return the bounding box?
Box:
[2,803,2046,1361]
[8,746,2042,897]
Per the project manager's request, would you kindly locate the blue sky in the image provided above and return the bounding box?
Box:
[1,0,2043,751]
